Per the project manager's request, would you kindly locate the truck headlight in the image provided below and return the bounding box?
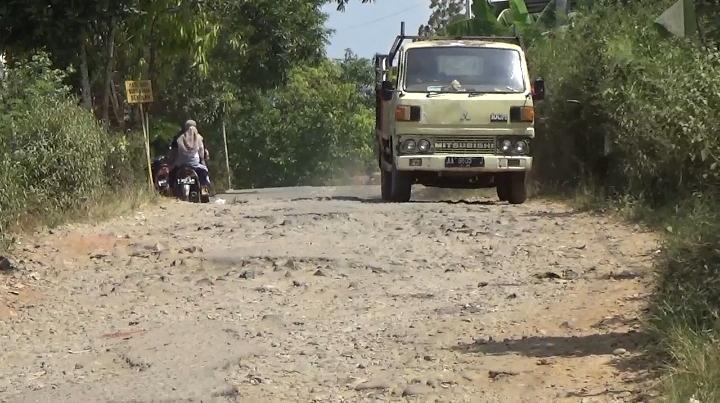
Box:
[515,140,529,154]
[418,139,432,153]
[401,139,417,153]
[498,138,530,155]
[500,139,513,153]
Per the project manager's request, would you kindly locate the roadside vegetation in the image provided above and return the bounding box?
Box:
[522,0,720,400]
[0,54,150,249]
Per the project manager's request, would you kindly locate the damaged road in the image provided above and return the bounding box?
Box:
[0,186,659,402]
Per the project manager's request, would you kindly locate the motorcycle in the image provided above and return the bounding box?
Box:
[173,165,210,203]
[151,156,172,196]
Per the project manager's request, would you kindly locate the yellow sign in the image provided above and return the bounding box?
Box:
[125,80,154,104]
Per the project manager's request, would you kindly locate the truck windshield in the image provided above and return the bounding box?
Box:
[404,47,525,94]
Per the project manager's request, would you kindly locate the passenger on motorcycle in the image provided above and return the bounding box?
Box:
[168,120,211,189]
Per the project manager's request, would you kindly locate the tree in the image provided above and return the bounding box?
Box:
[154,0,329,125]
[419,0,466,37]
[227,60,374,188]
[336,0,374,11]
[340,49,374,107]
[0,0,330,129]
[0,0,137,110]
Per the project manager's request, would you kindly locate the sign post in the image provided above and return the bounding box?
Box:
[222,104,232,190]
[125,80,155,192]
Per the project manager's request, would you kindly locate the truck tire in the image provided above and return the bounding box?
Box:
[391,166,412,202]
[381,168,393,202]
[507,172,527,205]
[496,175,510,202]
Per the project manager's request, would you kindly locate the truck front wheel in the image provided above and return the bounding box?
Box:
[391,166,412,202]
[496,175,510,202]
[381,168,393,201]
[497,173,527,204]
[381,166,411,202]
[507,172,527,204]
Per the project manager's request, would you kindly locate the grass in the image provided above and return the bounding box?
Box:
[1,185,157,253]
[656,325,720,402]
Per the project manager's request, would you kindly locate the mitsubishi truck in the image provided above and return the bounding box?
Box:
[374,23,545,204]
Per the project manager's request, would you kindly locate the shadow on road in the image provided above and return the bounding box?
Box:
[451,331,650,358]
[289,195,500,206]
[451,330,661,390]
[520,210,582,219]
[417,199,498,206]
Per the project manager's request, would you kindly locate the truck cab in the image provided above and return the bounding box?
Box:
[375,28,545,204]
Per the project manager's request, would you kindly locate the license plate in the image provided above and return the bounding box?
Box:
[445,156,484,168]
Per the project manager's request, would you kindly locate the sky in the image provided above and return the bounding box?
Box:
[322,0,434,59]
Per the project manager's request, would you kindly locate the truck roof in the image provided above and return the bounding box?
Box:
[402,39,522,52]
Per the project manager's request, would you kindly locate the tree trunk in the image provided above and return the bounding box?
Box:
[148,15,159,108]
[110,79,124,129]
[80,29,92,111]
[102,18,118,126]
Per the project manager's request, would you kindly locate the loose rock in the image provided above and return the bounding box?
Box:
[607,270,642,280]
[0,256,14,272]
[534,271,562,280]
[196,278,214,287]
[402,383,432,397]
[489,370,518,380]
[354,379,391,391]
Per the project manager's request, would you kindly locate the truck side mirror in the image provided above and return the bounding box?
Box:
[532,78,545,101]
[381,80,395,101]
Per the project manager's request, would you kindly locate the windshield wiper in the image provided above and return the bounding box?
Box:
[426,92,445,98]
[468,86,521,97]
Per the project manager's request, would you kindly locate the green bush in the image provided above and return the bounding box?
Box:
[0,53,140,247]
[228,60,374,188]
[105,131,149,190]
[531,0,720,203]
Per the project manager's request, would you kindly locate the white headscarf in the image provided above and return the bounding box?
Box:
[178,125,202,155]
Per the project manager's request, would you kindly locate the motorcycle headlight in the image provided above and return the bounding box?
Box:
[418,139,432,153]
[401,139,417,153]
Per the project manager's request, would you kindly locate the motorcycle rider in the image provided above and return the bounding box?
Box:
[168,120,211,192]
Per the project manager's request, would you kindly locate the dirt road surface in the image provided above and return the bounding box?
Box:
[0,186,660,402]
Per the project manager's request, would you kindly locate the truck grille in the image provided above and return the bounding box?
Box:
[432,136,496,154]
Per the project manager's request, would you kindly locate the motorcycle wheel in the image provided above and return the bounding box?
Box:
[190,185,202,203]
[176,184,190,202]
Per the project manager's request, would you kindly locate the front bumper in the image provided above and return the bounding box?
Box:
[396,155,532,173]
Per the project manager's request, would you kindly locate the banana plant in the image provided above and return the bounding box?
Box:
[498,0,534,32]
[447,0,567,39]
[447,0,509,36]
